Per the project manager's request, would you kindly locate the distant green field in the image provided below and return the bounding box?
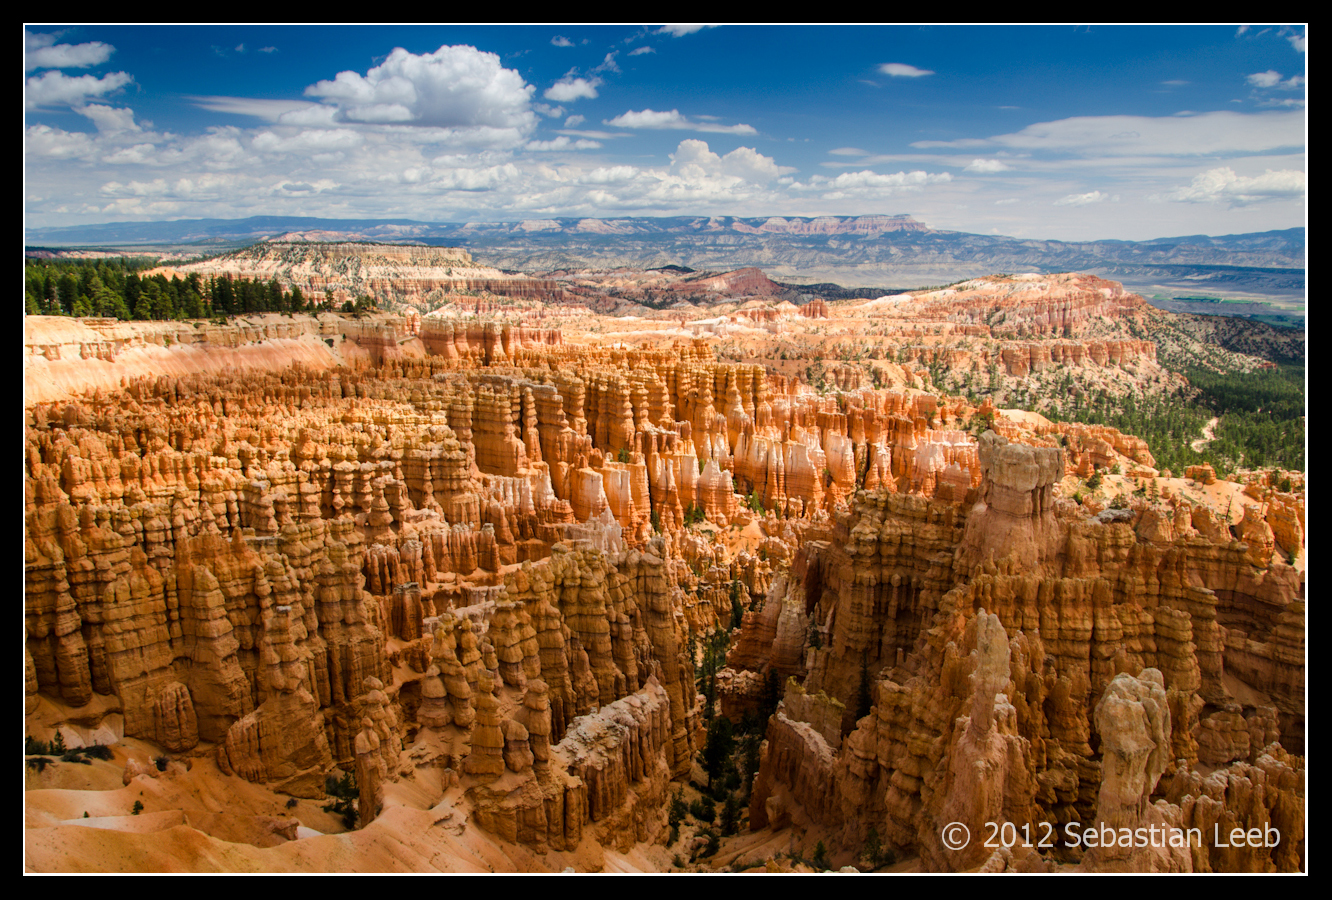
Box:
[1147,291,1304,328]
[1172,294,1269,306]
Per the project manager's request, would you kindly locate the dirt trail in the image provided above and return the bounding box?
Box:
[1191,416,1219,452]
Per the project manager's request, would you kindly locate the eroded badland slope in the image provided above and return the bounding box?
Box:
[24,261,1304,873]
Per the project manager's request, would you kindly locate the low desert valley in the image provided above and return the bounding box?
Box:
[24,237,1305,873]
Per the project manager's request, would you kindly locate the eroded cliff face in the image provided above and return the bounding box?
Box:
[27,320,965,853]
[24,272,1304,871]
[744,430,1304,872]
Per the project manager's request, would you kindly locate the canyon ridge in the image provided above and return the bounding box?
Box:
[24,241,1304,873]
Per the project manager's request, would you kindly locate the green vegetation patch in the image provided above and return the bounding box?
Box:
[1046,364,1304,475]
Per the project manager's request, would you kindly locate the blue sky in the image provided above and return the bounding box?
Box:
[24,24,1306,241]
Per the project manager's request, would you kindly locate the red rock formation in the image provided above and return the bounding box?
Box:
[675,267,784,297]
[743,434,1303,871]
[23,276,1303,871]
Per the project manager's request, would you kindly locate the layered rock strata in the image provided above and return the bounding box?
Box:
[744,431,1304,872]
[24,283,1304,871]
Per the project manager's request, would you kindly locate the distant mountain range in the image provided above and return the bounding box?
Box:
[26,214,1305,299]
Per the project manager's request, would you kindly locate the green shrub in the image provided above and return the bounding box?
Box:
[702,716,735,793]
[729,580,745,630]
[720,793,742,836]
[689,795,716,824]
[669,790,688,828]
[863,826,882,868]
[322,771,359,829]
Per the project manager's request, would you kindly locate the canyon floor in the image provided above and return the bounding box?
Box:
[24,260,1304,873]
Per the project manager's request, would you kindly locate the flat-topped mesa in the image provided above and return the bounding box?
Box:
[905,273,1150,337]
[255,241,475,266]
[148,240,563,308]
[728,214,929,236]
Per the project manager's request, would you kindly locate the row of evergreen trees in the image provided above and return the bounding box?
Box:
[25,257,376,320]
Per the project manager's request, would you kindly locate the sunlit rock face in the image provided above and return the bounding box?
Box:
[743,446,1303,872]
[23,263,1303,871]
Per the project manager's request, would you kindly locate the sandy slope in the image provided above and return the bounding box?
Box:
[23,734,678,873]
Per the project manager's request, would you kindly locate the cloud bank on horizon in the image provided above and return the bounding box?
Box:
[24,24,1306,242]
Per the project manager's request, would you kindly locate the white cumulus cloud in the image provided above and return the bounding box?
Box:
[824,170,951,189]
[965,158,1010,173]
[525,136,602,151]
[252,128,364,156]
[302,44,536,142]
[671,139,794,182]
[1162,167,1305,205]
[545,77,601,102]
[657,25,718,37]
[25,29,115,71]
[1053,190,1109,207]
[878,63,934,78]
[25,124,98,160]
[1246,70,1304,90]
[75,104,142,135]
[25,70,132,109]
[605,108,755,134]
